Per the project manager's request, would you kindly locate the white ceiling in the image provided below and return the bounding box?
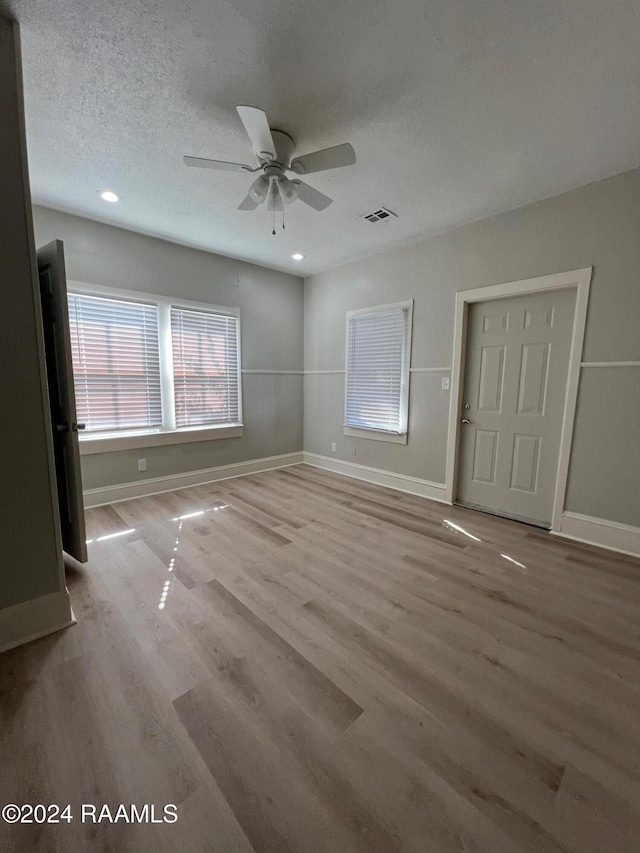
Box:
[9,0,640,275]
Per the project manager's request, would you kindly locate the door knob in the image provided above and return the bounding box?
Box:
[72,423,86,431]
[461,418,473,425]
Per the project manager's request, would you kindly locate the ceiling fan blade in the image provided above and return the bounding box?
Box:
[238,194,259,211]
[289,143,356,175]
[294,180,333,211]
[236,105,276,160]
[183,155,252,172]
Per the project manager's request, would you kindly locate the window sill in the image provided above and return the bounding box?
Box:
[343,426,408,445]
[79,424,244,455]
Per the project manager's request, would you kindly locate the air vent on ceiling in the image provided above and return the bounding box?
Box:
[360,206,398,224]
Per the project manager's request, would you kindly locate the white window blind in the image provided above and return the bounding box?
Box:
[345,304,411,434]
[68,293,162,433]
[171,307,240,428]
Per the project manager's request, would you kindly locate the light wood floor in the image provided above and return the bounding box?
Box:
[1,465,640,852]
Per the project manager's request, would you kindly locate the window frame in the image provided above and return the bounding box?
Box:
[343,300,413,445]
[68,281,243,455]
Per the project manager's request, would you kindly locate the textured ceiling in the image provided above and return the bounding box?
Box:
[9,0,640,275]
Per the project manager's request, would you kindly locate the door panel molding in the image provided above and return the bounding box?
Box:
[445,267,592,533]
[477,346,505,412]
[510,433,541,493]
[516,343,550,416]
[472,430,499,484]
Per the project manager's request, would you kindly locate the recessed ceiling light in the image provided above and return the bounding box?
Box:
[291,253,305,260]
[98,190,119,203]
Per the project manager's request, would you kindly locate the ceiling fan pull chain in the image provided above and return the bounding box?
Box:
[282,206,285,230]
[272,204,276,236]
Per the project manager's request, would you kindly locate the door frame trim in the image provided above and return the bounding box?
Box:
[444,267,592,532]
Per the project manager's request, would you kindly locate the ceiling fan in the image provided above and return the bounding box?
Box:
[183,106,356,229]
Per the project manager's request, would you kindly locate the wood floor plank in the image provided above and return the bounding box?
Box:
[190,578,363,732]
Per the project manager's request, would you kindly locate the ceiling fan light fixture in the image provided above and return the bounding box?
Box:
[248,175,269,203]
[291,253,305,260]
[267,183,284,212]
[279,176,299,205]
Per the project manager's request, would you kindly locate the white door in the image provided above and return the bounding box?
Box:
[457,288,575,527]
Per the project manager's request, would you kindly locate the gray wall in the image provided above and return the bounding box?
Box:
[304,168,640,527]
[0,19,64,609]
[32,206,303,491]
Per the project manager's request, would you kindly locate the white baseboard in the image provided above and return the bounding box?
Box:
[303,452,448,503]
[83,451,304,508]
[0,590,75,654]
[552,511,640,558]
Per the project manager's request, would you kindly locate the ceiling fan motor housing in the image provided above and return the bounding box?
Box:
[266,130,295,168]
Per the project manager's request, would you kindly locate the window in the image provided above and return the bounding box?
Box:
[344,301,413,443]
[68,293,162,433]
[171,307,240,428]
[68,287,242,451]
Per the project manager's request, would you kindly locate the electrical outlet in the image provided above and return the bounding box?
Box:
[137,458,147,472]
[331,442,337,453]
[441,377,450,391]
